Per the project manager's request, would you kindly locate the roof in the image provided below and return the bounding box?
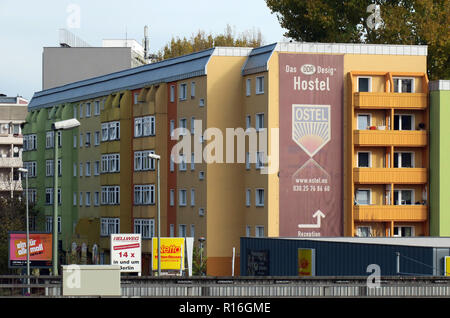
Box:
[242,42,428,76]
[273,236,450,248]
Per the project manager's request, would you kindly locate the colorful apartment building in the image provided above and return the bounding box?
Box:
[23,42,430,276]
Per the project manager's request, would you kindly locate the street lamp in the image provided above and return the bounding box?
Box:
[148,153,161,276]
[18,167,29,293]
[51,118,80,276]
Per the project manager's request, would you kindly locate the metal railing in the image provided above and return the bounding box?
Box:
[2,275,450,297]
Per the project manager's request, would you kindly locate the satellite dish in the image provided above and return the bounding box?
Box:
[13,146,18,153]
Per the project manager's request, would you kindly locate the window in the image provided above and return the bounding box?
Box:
[246,78,251,96]
[46,131,54,149]
[79,192,83,206]
[357,114,371,130]
[85,102,91,117]
[199,171,205,180]
[394,78,414,93]
[57,131,62,148]
[394,152,414,168]
[45,188,53,205]
[170,224,175,237]
[199,208,205,217]
[190,117,195,134]
[134,118,143,137]
[101,123,109,141]
[101,154,120,173]
[190,188,195,206]
[191,82,196,98]
[394,189,414,205]
[190,224,195,238]
[57,159,62,176]
[26,189,37,203]
[170,189,175,206]
[356,226,371,237]
[246,115,251,130]
[79,133,83,147]
[85,192,91,206]
[357,152,371,168]
[246,152,251,170]
[134,219,154,239]
[394,114,413,130]
[101,186,120,205]
[256,113,264,131]
[85,132,91,147]
[23,161,37,177]
[256,76,264,94]
[73,135,77,148]
[134,185,155,205]
[94,192,100,206]
[79,163,83,177]
[94,161,100,175]
[255,226,264,238]
[179,83,187,100]
[179,224,187,237]
[46,216,61,233]
[94,101,100,115]
[79,103,83,118]
[246,189,251,207]
[170,155,175,172]
[179,118,187,135]
[134,150,155,171]
[100,218,120,236]
[133,92,139,105]
[246,226,251,237]
[73,192,77,206]
[170,85,175,102]
[142,116,155,136]
[85,161,91,176]
[355,189,371,205]
[94,131,100,146]
[170,120,175,137]
[179,189,187,206]
[191,153,195,171]
[179,154,187,171]
[256,152,265,170]
[109,121,120,140]
[357,77,372,92]
[46,160,54,177]
[255,188,264,207]
[199,99,205,107]
[394,226,414,237]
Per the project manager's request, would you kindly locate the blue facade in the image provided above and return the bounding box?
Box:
[240,238,437,276]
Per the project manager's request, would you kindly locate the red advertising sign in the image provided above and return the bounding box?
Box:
[279,54,343,237]
[8,232,53,268]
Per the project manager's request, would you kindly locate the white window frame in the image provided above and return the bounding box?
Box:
[134,218,155,239]
[394,114,414,131]
[94,101,100,116]
[100,218,120,236]
[190,188,195,207]
[256,113,264,131]
[355,189,371,205]
[170,85,175,102]
[246,189,251,207]
[246,78,251,96]
[191,81,196,98]
[357,151,372,168]
[393,226,415,237]
[85,102,91,117]
[356,226,372,237]
[357,113,372,130]
[179,224,187,237]
[46,160,54,177]
[170,189,175,206]
[256,76,264,95]
[394,189,415,205]
[393,77,415,93]
[357,76,372,92]
[179,83,187,101]
[255,226,264,238]
[179,189,187,206]
[94,131,100,146]
[394,151,415,168]
[255,188,265,207]
[46,131,54,149]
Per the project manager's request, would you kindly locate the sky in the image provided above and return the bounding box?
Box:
[0,0,287,101]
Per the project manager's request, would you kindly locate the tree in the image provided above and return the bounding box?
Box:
[156,25,264,61]
[0,195,37,274]
[192,246,207,276]
[265,0,449,80]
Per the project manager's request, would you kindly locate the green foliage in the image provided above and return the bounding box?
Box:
[192,246,207,276]
[156,24,264,61]
[265,0,450,80]
[0,195,38,274]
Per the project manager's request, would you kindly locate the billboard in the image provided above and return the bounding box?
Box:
[279,53,344,237]
[298,248,315,276]
[8,232,52,268]
[152,237,185,271]
[110,233,142,273]
[246,250,270,276]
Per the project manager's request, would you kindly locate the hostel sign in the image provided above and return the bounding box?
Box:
[279,53,344,237]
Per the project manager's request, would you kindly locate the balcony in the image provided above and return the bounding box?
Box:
[0,180,23,192]
[353,130,427,147]
[353,92,427,109]
[0,157,22,168]
[353,168,427,184]
[354,205,427,222]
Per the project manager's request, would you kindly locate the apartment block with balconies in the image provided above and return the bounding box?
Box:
[348,71,429,237]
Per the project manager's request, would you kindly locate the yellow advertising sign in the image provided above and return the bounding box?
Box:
[152,238,185,271]
[298,248,315,276]
[445,256,450,276]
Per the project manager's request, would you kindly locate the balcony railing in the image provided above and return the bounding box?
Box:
[353,167,427,184]
[354,92,427,109]
[354,204,427,222]
[353,130,427,147]
[0,157,22,168]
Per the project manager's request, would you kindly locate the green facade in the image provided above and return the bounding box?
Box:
[430,80,450,236]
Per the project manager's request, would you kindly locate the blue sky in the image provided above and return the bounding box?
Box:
[0,0,286,100]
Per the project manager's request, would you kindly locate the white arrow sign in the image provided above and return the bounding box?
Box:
[298,210,326,229]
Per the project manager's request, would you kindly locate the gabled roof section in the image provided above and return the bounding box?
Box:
[241,43,277,76]
[29,48,217,110]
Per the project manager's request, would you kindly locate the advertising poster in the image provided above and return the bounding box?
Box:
[110,233,142,273]
[8,232,52,268]
[279,53,344,237]
[298,248,315,276]
[246,250,270,276]
[152,237,185,271]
